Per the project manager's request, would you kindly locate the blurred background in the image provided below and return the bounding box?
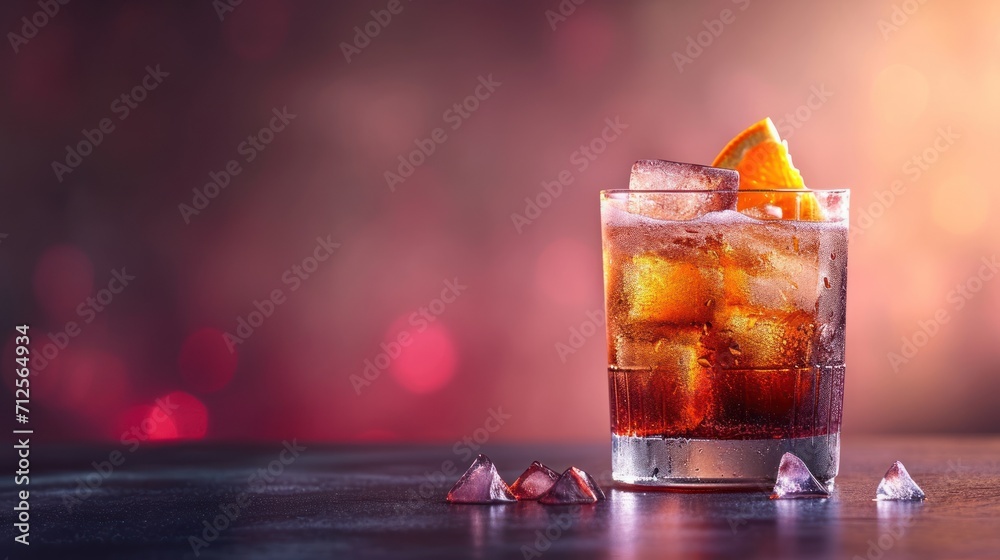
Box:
[0,0,998,444]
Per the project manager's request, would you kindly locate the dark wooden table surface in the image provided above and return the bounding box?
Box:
[2,436,999,559]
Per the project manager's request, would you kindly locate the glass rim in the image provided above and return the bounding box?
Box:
[601,188,849,195]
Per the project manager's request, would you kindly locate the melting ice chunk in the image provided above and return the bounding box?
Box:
[582,470,607,501]
[446,454,516,504]
[510,461,560,500]
[539,467,606,504]
[629,159,739,191]
[875,461,926,501]
[627,160,739,220]
[770,452,830,499]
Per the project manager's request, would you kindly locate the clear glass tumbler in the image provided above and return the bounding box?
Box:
[601,188,849,488]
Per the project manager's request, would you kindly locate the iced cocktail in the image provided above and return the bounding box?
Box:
[602,120,848,488]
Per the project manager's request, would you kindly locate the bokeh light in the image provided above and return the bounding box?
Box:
[179,327,239,394]
[115,391,208,442]
[161,391,209,440]
[388,321,458,395]
[55,349,130,420]
[116,403,178,442]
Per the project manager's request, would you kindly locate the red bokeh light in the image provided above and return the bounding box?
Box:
[115,391,208,442]
[56,349,130,419]
[179,328,238,393]
[116,403,178,442]
[388,322,458,395]
[162,391,209,440]
[32,245,94,321]
[4,337,129,428]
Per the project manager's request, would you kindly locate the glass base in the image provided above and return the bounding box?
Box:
[612,432,840,490]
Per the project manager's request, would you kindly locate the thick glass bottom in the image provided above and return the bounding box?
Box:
[612,432,839,489]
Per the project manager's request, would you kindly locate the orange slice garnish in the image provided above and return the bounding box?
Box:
[712,118,823,221]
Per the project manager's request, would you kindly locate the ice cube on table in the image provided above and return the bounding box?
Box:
[875,461,926,501]
[509,461,560,500]
[446,454,517,504]
[581,470,607,500]
[770,452,830,499]
[539,467,606,504]
[627,160,739,220]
